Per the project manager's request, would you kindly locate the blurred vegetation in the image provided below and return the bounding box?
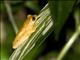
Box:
[0,0,80,60]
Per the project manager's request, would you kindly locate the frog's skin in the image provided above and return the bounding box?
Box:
[13,15,37,49]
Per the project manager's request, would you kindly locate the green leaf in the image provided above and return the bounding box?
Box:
[9,4,54,60]
[48,0,75,39]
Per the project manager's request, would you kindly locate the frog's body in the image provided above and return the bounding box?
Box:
[13,15,37,49]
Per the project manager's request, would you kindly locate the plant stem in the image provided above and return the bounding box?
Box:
[57,26,80,60]
[4,1,18,34]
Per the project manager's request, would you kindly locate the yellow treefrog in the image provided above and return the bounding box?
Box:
[13,15,37,49]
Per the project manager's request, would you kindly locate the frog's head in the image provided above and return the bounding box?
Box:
[27,15,37,21]
[27,14,41,29]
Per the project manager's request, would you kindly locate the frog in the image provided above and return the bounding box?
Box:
[13,15,37,49]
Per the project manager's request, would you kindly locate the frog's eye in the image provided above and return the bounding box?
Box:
[32,16,36,21]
